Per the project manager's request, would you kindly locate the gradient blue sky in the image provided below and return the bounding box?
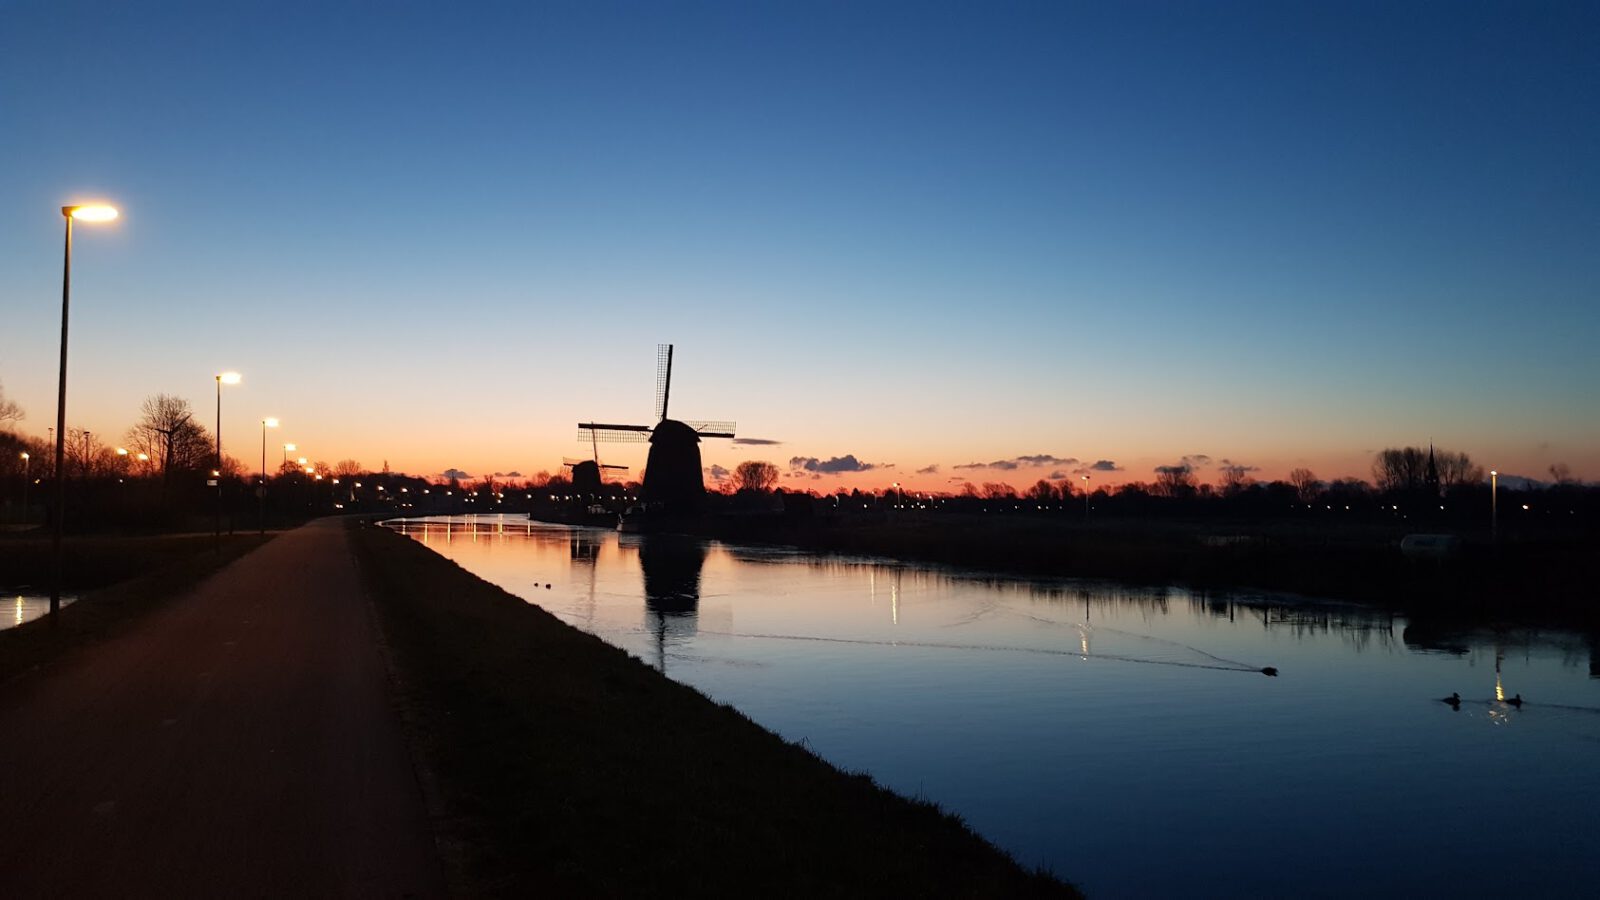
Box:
[2,1,1596,490]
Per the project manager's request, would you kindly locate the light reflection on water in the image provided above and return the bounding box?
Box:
[388,515,1600,898]
[2,594,76,630]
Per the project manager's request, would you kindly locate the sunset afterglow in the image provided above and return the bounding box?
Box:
[1,4,1594,493]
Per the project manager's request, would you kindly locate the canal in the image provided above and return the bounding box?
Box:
[389,515,1600,897]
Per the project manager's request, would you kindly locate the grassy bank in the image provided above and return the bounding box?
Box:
[351,521,1076,897]
[0,533,274,684]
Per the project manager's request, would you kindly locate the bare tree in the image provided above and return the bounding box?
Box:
[0,381,22,429]
[1374,446,1482,492]
[334,459,364,478]
[981,482,1017,500]
[1288,468,1320,504]
[1434,450,1483,488]
[127,394,212,481]
[1026,479,1054,502]
[1372,447,1429,492]
[65,428,103,476]
[732,460,779,493]
[1154,464,1196,498]
[1548,462,1574,485]
[1218,465,1255,496]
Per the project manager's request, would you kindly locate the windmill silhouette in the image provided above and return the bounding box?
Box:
[578,344,735,512]
[561,443,628,496]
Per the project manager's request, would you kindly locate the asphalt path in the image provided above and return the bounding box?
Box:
[0,519,442,898]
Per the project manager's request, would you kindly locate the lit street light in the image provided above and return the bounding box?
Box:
[1490,470,1498,541]
[18,452,28,527]
[260,417,278,535]
[282,442,296,468]
[1081,474,1091,522]
[215,371,241,549]
[52,203,119,619]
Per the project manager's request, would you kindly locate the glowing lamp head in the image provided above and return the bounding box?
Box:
[19,452,28,460]
[64,205,119,222]
[116,447,128,456]
[137,453,149,461]
[264,417,279,428]
[297,457,307,465]
[217,372,242,385]
[284,443,296,452]
[1490,470,1498,476]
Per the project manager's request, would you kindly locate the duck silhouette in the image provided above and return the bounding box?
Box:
[1441,692,1461,710]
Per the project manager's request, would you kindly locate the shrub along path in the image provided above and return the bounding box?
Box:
[0,519,442,897]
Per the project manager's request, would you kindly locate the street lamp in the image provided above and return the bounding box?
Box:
[260,417,278,534]
[215,371,241,548]
[1490,470,1498,541]
[1081,475,1091,522]
[282,442,296,468]
[18,452,28,527]
[52,203,119,618]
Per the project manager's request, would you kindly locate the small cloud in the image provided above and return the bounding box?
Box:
[789,454,879,474]
[956,454,1077,471]
[442,468,472,480]
[705,464,730,482]
[1155,463,1192,475]
[1077,460,1122,473]
[1018,454,1077,467]
[916,464,940,475]
[1047,470,1067,480]
[733,437,782,446]
[1181,454,1212,468]
[492,470,523,478]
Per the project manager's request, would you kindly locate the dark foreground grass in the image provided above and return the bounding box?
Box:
[0,533,274,685]
[351,522,1078,898]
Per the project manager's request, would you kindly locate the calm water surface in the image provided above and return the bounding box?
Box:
[1,594,76,631]
[390,515,1600,898]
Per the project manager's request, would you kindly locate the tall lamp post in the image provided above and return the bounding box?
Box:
[283,442,295,469]
[18,452,29,526]
[1490,470,1498,541]
[215,371,241,548]
[51,203,119,619]
[1081,475,1091,522]
[260,417,278,534]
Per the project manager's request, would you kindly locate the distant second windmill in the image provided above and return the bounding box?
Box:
[578,344,736,512]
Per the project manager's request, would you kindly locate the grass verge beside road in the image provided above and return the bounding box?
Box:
[351,521,1077,898]
[0,533,275,684]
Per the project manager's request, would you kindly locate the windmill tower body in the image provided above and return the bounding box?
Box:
[643,419,707,511]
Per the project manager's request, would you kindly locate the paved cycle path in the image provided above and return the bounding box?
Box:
[0,519,442,898]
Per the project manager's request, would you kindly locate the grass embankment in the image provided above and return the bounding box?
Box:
[707,514,1600,624]
[0,533,275,684]
[351,522,1076,898]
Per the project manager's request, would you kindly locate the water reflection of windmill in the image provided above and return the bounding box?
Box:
[577,344,735,513]
[638,535,708,674]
